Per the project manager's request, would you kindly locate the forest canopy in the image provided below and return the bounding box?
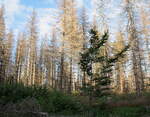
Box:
[0,0,150,98]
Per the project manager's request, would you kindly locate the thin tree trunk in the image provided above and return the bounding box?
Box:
[69,57,73,93]
[60,52,64,91]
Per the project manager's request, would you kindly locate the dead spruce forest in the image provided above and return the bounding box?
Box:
[0,0,150,116]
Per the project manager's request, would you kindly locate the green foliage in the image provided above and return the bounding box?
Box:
[78,106,149,117]
[0,82,82,115]
[79,28,129,97]
[80,83,93,96]
[0,82,48,104]
[39,90,83,114]
[0,82,149,116]
[109,107,149,117]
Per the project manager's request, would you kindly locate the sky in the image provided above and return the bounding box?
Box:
[0,0,128,39]
[0,0,93,37]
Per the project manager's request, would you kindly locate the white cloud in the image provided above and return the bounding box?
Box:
[37,8,59,37]
[0,0,59,37]
[76,0,84,8]
[0,0,22,28]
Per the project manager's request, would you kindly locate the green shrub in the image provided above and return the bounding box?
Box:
[38,90,83,114]
[0,82,82,115]
[0,82,149,116]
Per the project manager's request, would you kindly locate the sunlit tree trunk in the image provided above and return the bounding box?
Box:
[5,31,13,81]
[124,0,145,95]
[0,5,6,82]
[80,6,89,87]
[26,10,38,85]
[15,33,26,83]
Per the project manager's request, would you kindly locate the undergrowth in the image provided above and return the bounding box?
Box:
[0,82,82,114]
[0,82,150,116]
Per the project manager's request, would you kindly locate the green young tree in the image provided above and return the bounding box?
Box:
[79,28,129,98]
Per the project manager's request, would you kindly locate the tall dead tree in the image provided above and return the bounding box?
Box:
[59,0,68,91]
[49,28,58,88]
[80,6,89,87]
[26,11,38,85]
[113,31,127,93]
[59,0,83,93]
[124,0,144,95]
[5,31,13,80]
[67,0,83,93]
[0,5,6,82]
[140,5,150,89]
[38,39,47,85]
[15,33,26,83]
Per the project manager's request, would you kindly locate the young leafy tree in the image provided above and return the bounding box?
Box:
[79,28,129,98]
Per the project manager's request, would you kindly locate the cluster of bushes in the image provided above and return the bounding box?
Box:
[89,107,150,117]
[0,82,82,114]
[0,82,150,117]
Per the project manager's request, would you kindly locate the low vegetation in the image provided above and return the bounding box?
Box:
[0,82,82,115]
[0,82,150,117]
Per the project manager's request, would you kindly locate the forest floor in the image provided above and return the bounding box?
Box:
[0,82,150,117]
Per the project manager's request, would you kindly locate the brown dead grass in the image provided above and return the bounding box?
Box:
[107,96,150,108]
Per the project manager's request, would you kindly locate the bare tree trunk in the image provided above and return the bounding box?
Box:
[60,52,64,91]
[124,0,144,95]
[0,6,6,82]
[69,57,73,94]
